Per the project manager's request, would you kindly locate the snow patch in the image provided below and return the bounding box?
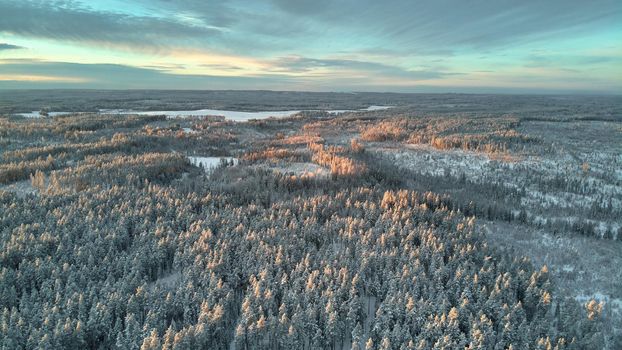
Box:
[188,156,238,173]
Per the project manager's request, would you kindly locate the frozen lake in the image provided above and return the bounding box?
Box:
[327,105,393,114]
[16,111,78,118]
[104,109,301,121]
[17,106,392,121]
[103,105,392,121]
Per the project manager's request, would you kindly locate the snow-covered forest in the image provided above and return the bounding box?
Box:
[0,93,620,349]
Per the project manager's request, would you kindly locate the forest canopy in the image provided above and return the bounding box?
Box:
[0,105,616,349]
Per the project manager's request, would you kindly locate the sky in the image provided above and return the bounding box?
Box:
[0,0,621,93]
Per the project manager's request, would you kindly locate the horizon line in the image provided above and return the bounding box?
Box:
[1,88,620,97]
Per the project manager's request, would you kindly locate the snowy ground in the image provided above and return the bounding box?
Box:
[372,143,493,180]
[188,156,238,173]
[149,271,181,291]
[0,180,37,198]
[369,135,621,238]
[481,220,622,342]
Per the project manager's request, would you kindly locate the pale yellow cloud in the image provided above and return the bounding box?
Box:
[163,48,279,76]
[0,74,90,82]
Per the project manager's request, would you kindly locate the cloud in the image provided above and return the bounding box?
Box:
[0,0,222,50]
[271,56,449,80]
[0,1,619,93]
[0,58,447,90]
[0,59,301,90]
[132,0,236,28]
[0,43,24,50]
[524,53,622,69]
[199,64,245,71]
[270,0,332,15]
[0,59,618,94]
[1,0,620,55]
[265,0,622,51]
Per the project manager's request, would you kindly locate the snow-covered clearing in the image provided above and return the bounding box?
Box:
[149,271,181,291]
[188,156,238,173]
